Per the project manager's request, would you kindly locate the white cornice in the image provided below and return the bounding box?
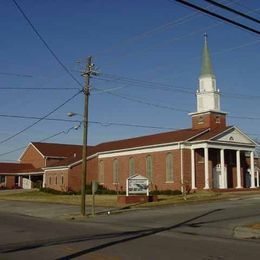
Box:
[18,143,45,161]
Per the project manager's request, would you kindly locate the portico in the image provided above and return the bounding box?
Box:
[190,142,256,190]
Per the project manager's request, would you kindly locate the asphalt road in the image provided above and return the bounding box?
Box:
[0,195,260,259]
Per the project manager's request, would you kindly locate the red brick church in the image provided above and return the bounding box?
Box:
[0,35,259,192]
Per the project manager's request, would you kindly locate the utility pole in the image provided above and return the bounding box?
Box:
[81,56,95,216]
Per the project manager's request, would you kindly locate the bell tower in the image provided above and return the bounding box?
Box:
[190,34,227,129]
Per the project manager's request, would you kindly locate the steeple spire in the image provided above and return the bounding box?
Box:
[200,33,214,77]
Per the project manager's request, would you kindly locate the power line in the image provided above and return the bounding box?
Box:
[175,0,260,35]
[11,0,83,88]
[104,91,191,112]
[0,72,33,78]
[0,125,80,158]
[0,90,82,145]
[0,0,87,145]
[227,0,260,16]
[203,0,260,24]
[94,73,260,100]
[0,87,79,90]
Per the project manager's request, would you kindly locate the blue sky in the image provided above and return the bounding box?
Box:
[0,0,259,161]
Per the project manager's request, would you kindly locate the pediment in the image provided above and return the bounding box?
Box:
[212,127,255,145]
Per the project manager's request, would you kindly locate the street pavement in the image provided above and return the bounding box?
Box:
[0,195,260,259]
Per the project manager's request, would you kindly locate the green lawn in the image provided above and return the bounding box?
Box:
[0,189,259,208]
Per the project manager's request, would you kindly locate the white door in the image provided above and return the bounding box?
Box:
[22,177,32,189]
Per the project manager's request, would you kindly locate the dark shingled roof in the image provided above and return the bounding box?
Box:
[90,128,209,155]
[31,142,84,158]
[191,126,232,141]
[0,162,36,174]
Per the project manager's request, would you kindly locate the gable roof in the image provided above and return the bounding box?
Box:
[192,126,256,146]
[191,126,232,141]
[31,142,83,158]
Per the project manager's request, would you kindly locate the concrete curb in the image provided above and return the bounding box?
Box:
[234,226,260,239]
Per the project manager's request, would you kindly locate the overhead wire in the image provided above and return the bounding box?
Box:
[0,87,79,90]
[0,0,85,145]
[11,0,83,88]
[0,125,81,158]
[93,73,260,100]
[0,72,33,78]
[204,0,260,24]
[0,90,82,145]
[175,0,260,35]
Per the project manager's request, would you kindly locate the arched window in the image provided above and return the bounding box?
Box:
[61,175,64,185]
[99,160,105,184]
[49,176,52,185]
[146,155,153,181]
[129,157,135,176]
[113,159,119,184]
[166,153,174,182]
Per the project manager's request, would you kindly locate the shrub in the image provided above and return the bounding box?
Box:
[150,189,182,195]
[39,187,79,195]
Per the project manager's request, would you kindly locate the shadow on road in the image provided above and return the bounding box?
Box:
[1,208,223,258]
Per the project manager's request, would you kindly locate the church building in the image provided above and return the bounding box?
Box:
[0,35,259,192]
[43,35,259,192]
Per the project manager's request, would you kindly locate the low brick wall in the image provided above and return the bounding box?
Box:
[117,195,158,204]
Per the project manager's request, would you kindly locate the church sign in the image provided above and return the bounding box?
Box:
[126,174,149,196]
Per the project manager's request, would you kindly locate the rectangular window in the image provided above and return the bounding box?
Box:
[166,153,174,182]
[99,161,105,184]
[0,176,5,183]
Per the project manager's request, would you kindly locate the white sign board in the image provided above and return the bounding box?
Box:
[126,174,149,196]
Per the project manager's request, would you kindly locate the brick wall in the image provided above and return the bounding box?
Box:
[20,145,45,168]
[97,149,184,192]
[44,169,69,192]
[192,112,226,129]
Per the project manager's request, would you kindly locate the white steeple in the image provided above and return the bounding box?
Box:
[196,33,221,113]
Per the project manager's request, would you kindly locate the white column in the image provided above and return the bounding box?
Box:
[220,149,226,189]
[43,173,46,188]
[204,147,209,189]
[257,170,259,188]
[250,151,255,188]
[191,148,196,189]
[236,150,242,189]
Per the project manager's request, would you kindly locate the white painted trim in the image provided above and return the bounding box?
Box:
[18,143,45,161]
[44,168,69,172]
[211,126,257,145]
[191,148,196,189]
[204,147,209,189]
[180,146,184,193]
[191,142,255,151]
[186,128,210,141]
[98,144,180,158]
[250,152,256,188]
[236,150,242,189]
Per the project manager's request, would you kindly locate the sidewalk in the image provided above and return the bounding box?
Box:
[0,200,114,220]
[234,225,260,239]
